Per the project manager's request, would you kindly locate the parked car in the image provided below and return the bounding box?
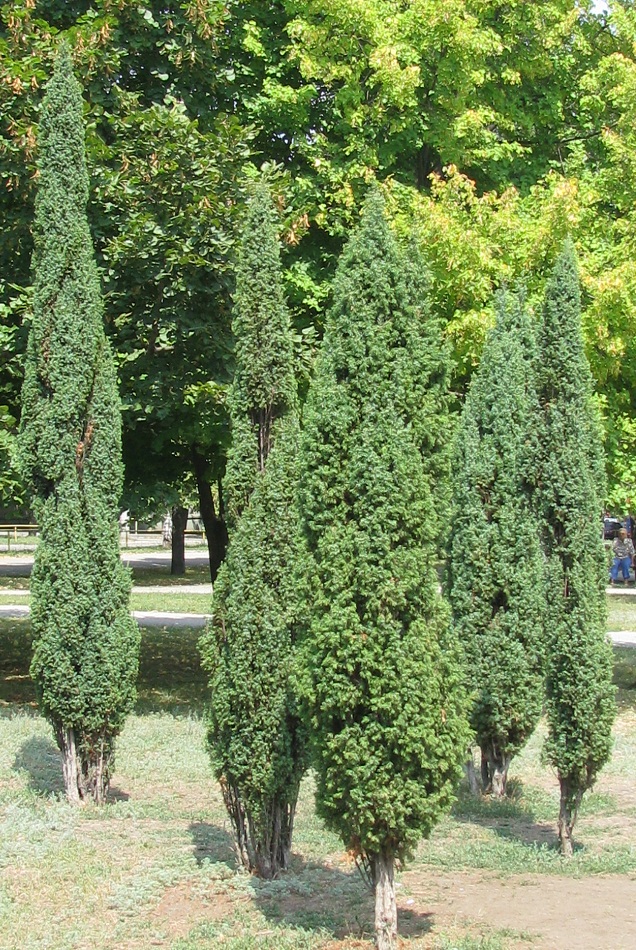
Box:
[603,517,624,540]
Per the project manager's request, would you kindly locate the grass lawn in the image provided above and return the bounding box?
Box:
[130,564,213,587]
[608,594,636,632]
[1,620,636,949]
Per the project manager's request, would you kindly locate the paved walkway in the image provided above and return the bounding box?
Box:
[0,551,210,577]
[0,604,210,627]
[0,600,634,640]
[0,585,212,596]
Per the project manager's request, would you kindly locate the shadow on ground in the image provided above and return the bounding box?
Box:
[13,734,65,796]
[136,625,208,716]
[452,779,558,849]
[188,820,237,869]
[250,857,433,941]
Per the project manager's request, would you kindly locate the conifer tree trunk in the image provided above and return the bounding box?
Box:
[59,727,82,805]
[558,781,583,858]
[373,851,398,950]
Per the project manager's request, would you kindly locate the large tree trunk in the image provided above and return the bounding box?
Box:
[192,447,227,583]
[57,726,112,804]
[372,850,398,950]
[171,505,188,576]
[558,779,582,857]
[82,737,110,805]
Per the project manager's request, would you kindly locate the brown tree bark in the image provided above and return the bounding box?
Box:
[220,777,298,879]
[171,505,188,575]
[465,747,481,797]
[373,850,398,950]
[558,779,582,857]
[58,726,82,804]
[480,745,491,794]
[191,447,227,583]
[484,746,512,798]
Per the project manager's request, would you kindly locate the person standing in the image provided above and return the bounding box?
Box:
[610,528,635,585]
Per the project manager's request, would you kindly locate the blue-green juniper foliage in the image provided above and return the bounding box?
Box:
[298,189,469,949]
[200,183,305,879]
[535,241,615,855]
[448,289,545,797]
[17,46,139,804]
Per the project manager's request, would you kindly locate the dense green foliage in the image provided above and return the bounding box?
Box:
[298,190,469,943]
[200,185,305,879]
[3,2,636,513]
[16,47,139,804]
[448,289,545,796]
[535,241,615,854]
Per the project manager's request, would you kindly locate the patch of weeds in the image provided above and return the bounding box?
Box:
[0,576,30,591]
[136,625,208,714]
[607,596,636,633]
[418,815,636,877]
[578,791,616,816]
[433,936,509,950]
[174,918,327,949]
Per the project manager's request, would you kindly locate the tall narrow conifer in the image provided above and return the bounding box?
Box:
[200,184,305,879]
[17,47,139,804]
[448,290,545,797]
[535,242,615,855]
[298,191,469,950]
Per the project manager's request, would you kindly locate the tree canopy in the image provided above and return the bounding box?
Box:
[2,1,636,508]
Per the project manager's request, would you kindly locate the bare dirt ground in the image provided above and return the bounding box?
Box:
[400,868,636,949]
[138,863,636,949]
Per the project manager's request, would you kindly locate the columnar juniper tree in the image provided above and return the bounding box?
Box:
[448,290,545,797]
[17,47,139,804]
[535,241,615,856]
[200,183,305,879]
[298,190,469,950]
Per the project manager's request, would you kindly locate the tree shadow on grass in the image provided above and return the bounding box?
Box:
[188,820,238,870]
[136,624,208,717]
[452,778,558,849]
[0,617,35,708]
[13,735,131,801]
[251,858,433,942]
[13,734,65,796]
